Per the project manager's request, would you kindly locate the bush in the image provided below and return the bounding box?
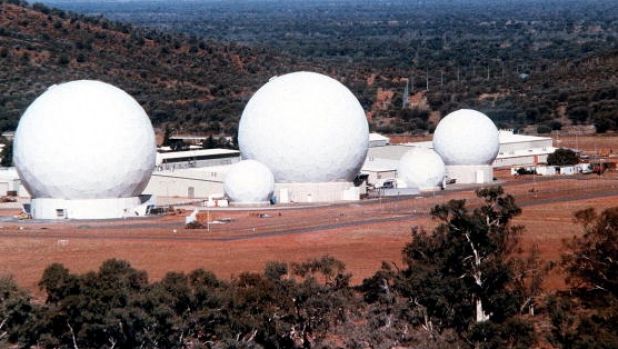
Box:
[56,54,69,65]
[547,148,579,166]
[537,124,552,134]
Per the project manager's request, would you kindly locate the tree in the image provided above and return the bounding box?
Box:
[564,207,618,295]
[0,140,12,167]
[161,127,172,147]
[378,187,537,347]
[0,276,33,345]
[202,135,217,149]
[547,148,578,166]
[548,207,618,348]
[57,54,69,65]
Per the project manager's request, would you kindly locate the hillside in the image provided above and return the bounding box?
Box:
[1,0,618,140]
[0,0,303,136]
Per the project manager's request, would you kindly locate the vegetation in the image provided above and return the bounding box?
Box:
[0,139,12,167]
[547,148,579,166]
[1,0,617,137]
[0,0,301,136]
[3,187,614,348]
[547,207,618,348]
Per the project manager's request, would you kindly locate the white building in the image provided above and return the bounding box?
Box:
[0,168,28,197]
[14,80,157,220]
[156,148,240,171]
[238,71,369,203]
[361,157,399,187]
[493,130,556,169]
[369,133,390,148]
[145,165,229,199]
[364,129,557,185]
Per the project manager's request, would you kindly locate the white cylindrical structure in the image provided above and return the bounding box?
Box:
[432,109,498,185]
[14,80,156,219]
[238,71,369,184]
[432,109,499,166]
[397,148,445,190]
[224,160,274,204]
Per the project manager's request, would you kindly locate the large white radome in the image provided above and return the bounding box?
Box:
[14,80,156,200]
[238,71,369,183]
[397,148,446,190]
[432,109,499,165]
[224,160,274,203]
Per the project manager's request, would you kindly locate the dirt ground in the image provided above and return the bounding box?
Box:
[552,134,618,153]
[388,133,618,154]
[2,172,618,299]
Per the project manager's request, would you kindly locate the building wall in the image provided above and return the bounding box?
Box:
[369,139,389,148]
[157,156,239,171]
[30,197,143,220]
[362,170,397,187]
[144,175,225,199]
[0,179,30,197]
[494,155,538,168]
[446,165,494,184]
[366,145,414,160]
[499,139,552,154]
[274,182,357,203]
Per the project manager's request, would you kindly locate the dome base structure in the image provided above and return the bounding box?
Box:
[446,165,494,185]
[274,182,361,203]
[29,197,148,220]
[229,201,271,208]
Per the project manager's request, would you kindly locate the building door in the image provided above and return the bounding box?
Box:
[188,186,195,199]
[0,182,8,196]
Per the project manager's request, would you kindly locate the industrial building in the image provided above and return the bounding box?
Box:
[0,168,28,197]
[156,148,240,171]
[5,73,562,218]
[493,130,556,168]
[144,165,228,200]
[369,133,390,148]
[237,71,369,203]
[13,80,156,220]
[362,129,558,187]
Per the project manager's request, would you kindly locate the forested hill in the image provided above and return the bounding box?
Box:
[39,0,618,135]
[0,0,304,136]
[1,0,618,138]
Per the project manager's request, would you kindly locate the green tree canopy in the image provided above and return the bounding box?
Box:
[547,148,579,166]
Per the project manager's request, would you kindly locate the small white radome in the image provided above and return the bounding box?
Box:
[432,109,499,166]
[14,80,156,200]
[397,148,445,190]
[224,160,274,203]
[238,71,369,183]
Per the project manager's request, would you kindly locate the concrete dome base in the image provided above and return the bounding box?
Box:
[30,197,144,220]
[446,165,494,184]
[229,201,271,207]
[274,181,360,203]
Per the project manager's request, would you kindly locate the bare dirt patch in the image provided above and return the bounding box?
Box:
[2,173,618,299]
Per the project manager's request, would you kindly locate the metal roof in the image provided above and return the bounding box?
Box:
[156,148,239,162]
[361,158,399,172]
[369,132,390,142]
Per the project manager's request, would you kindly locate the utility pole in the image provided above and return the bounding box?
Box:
[402,78,410,109]
[425,68,429,91]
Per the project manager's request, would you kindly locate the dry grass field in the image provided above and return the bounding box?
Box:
[2,170,618,300]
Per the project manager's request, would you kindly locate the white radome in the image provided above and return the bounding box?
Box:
[238,71,369,183]
[14,80,156,200]
[397,148,446,190]
[224,160,274,203]
[432,109,499,165]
